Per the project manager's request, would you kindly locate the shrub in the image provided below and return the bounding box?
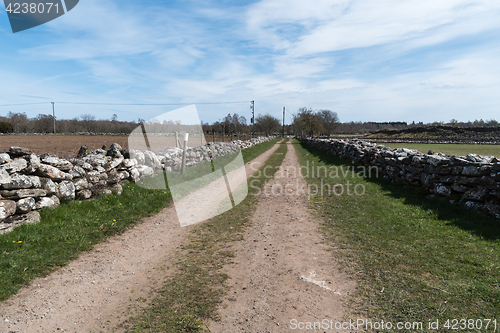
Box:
[0,121,14,133]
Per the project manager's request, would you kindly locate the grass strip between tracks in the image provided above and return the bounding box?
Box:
[0,138,281,302]
[120,139,288,333]
[293,139,499,331]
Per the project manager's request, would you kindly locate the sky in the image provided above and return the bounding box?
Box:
[1,0,500,125]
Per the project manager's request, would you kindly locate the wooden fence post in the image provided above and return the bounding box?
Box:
[181,133,189,174]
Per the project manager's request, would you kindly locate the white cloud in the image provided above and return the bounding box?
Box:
[246,0,500,56]
[246,0,351,50]
[273,56,334,79]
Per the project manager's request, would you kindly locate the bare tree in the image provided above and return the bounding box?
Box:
[317,109,339,136]
[292,107,323,137]
[7,112,31,133]
[80,114,96,132]
[33,114,55,133]
[255,114,280,136]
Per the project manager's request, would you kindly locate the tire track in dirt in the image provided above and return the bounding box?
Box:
[209,140,356,332]
[0,141,283,333]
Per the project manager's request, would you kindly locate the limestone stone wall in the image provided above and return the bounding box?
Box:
[0,136,273,234]
[302,138,500,219]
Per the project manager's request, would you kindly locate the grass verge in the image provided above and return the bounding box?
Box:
[293,140,499,330]
[120,140,288,332]
[0,138,280,302]
[0,180,171,301]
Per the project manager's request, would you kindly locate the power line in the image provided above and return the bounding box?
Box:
[0,100,251,107]
[0,102,48,107]
[54,101,251,106]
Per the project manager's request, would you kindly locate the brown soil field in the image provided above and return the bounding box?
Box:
[0,135,130,158]
[0,135,247,158]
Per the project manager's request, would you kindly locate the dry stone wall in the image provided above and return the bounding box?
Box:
[0,136,273,234]
[302,138,500,220]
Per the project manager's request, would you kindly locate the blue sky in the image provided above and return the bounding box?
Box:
[1,0,500,125]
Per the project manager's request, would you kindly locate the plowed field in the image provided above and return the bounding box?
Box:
[0,135,245,158]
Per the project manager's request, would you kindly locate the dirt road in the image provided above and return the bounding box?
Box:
[209,141,355,332]
[0,140,355,332]
[0,142,282,333]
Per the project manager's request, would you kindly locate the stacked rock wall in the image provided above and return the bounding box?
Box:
[0,136,273,234]
[302,138,500,219]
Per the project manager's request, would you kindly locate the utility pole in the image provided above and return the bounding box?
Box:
[51,102,55,134]
[282,107,285,137]
[250,100,254,139]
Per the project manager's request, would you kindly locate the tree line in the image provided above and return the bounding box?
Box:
[336,119,500,135]
[0,109,340,136]
[202,113,249,135]
[202,108,342,137]
[3,110,497,136]
[202,113,291,136]
[0,112,138,134]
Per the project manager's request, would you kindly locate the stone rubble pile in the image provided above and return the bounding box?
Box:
[0,136,273,234]
[302,138,500,219]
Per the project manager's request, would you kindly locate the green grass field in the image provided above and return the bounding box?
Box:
[0,179,171,301]
[377,143,500,157]
[295,140,500,330]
